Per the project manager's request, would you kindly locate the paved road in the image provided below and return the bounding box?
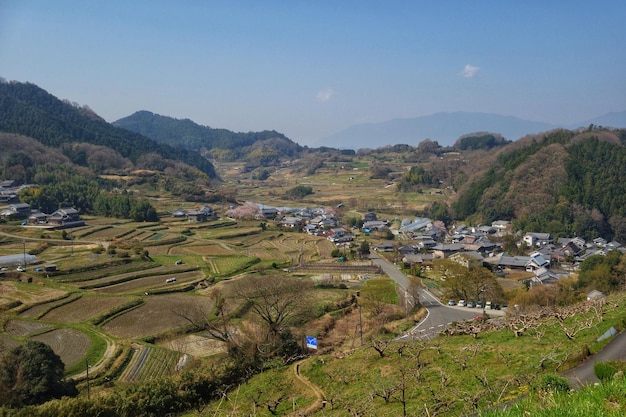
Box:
[370,253,626,387]
[562,328,626,388]
[369,252,480,340]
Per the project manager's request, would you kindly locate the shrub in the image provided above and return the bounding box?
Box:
[91,245,105,254]
[595,361,617,381]
[534,373,570,393]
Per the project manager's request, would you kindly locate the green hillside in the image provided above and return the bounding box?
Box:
[451,128,626,241]
[114,110,304,160]
[0,81,216,178]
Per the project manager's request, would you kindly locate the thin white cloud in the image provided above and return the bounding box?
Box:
[462,64,480,78]
[315,88,335,102]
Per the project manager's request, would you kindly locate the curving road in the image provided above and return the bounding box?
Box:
[369,252,479,340]
[562,329,626,388]
[369,253,626,388]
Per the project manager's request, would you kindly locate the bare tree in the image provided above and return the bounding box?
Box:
[173,289,243,356]
[235,274,312,355]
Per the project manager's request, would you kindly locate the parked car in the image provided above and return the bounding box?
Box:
[458,300,466,307]
[174,260,183,265]
[466,301,475,308]
[16,265,25,272]
[447,300,455,306]
[476,300,483,308]
[485,301,492,310]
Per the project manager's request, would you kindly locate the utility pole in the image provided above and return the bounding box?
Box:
[85,358,90,400]
[22,239,26,268]
[358,305,363,346]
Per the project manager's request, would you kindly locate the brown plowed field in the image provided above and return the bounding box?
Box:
[4,319,54,337]
[102,294,213,339]
[93,270,204,294]
[32,328,92,368]
[40,296,130,323]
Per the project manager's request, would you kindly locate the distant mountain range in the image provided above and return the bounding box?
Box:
[315,111,626,149]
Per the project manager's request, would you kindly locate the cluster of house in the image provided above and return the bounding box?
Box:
[0,180,33,203]
[275,207,357,242]
[387,221,625,287]
[0,203,84,228]
[172,206,218,222]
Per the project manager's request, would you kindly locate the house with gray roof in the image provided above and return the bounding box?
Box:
[523,232,553,247]
[0,202,31,219]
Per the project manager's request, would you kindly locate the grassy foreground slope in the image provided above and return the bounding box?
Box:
[199,292,626,416]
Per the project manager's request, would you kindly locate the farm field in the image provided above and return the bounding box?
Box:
[0,162,441,413]
[39,296,130,323]
[119,344,181,382]
[101,294,213,339]
[158,333,226,357]
[0,280,68,310]
[4,319,54,337]
[73,264,188,288]
[92,269,204,294]
[31,328,92,369]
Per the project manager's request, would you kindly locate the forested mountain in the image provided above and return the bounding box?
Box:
[450,128,626,242]
[0,80,216,178]
[114,111,304,161]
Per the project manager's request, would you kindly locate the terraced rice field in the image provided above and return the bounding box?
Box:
[120,345,181,382]
[32,328,92,368]
[159,333,226,357]
[4,319,54,337]
[76,265,190,288]
[92,270,204,294]
[181,243,235,256]
[40,296,130,323]
[0,281,68,309]
[205,256,256,275]
[0,334,20,350]
[18,294,81,319]
[101,294,213,339]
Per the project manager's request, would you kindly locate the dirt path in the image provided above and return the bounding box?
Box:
[72,330,117,381]
[288,358,327,416]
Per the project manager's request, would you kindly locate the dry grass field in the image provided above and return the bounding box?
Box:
[158,333,227,357]
[0,281,68,309]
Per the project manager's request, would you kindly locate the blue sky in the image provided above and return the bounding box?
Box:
[1,1,625,146]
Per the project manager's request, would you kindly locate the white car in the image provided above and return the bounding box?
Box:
[458,300,466,307]
[16,265,26,272]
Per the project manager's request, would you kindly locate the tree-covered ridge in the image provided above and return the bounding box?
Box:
[454,132,511,150]
[451,129,626,241]
[0,81,216,178]
[113,110,303,160]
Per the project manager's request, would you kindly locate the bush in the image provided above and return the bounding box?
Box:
[595,361,617,381]
[534,373,570,393]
